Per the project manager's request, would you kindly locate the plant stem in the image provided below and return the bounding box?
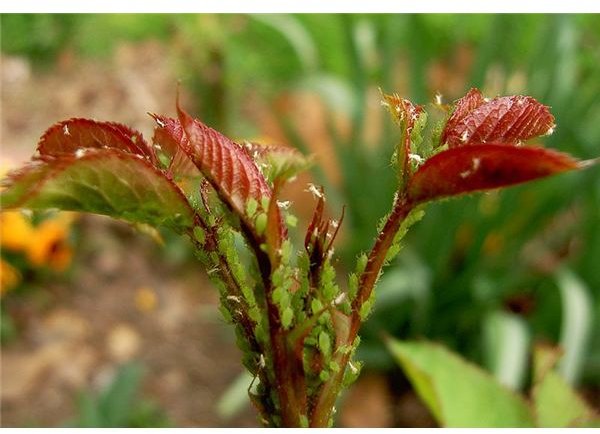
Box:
[310,193,415,427]
[187,217,273,421]
[351,193,413,319]
[252,239,305,427]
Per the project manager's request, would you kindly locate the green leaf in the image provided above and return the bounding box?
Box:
[386,339,535,427]
[242,141,312,185]
[533,345,598,427]
[1,149,195,232]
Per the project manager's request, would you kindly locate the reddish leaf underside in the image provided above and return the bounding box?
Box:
[407,144,582,204]
[37,118,157,163]
[175,103,273,218]
[441,90,555,147]
[1,149,195,231]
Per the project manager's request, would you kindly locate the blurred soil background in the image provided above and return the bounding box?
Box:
[1,41,261,427]
[1,14,599,427]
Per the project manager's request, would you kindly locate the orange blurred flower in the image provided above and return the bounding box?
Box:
[0,259,22,296]
[0,211,35,251]
[1,211,77,272]
[26,218,73,271]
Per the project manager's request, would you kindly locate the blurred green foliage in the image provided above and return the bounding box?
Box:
[69,362,171,428]
[2,13,598,390]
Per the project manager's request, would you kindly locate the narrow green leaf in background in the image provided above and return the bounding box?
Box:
[99,363,144,427]
[483,310,530,391]
[556,267,594,385]
[216,371,254,421]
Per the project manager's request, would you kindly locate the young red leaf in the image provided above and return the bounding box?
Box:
[304,187,327,260]
[407,144,583,204]
[1,149,195,231]
[304,186,344,275]
[265,181,288,265]
[441,90,555,147]
[382,92,424,184]
[440,88,486,146]
[175,102,282,241]
[37,118,157,163]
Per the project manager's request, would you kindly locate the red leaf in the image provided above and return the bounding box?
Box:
[440,88,486,146]
[37,118,156,163]
[407,144,582,204]
[441,90,555,147]
[150,114,186,156]
[175,102,282,241]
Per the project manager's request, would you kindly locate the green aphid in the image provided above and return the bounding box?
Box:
[255,212,267,235]
[246,198,258,217]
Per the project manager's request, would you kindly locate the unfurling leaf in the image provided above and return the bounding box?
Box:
[441,89,555,147]
[407,144,583,204]
[242,142,311,184]
[382,92,424,185]
[1,149,195,232]
[265,181,288,263]
[38,118,157,163]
